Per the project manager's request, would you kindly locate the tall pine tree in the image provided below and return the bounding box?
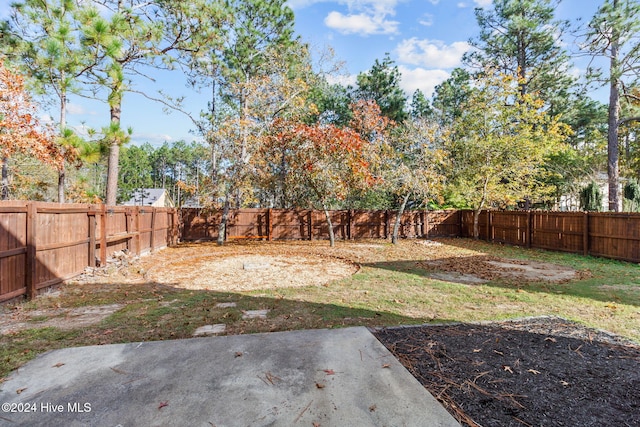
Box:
[464,0,574,116]
[583,0,640,211]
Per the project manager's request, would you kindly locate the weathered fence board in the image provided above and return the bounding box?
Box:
[0,202,178,302]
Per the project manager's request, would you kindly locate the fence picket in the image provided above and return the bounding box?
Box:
[0,202,178,302]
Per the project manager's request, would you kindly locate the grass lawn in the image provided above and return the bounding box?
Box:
[1,238,639,380]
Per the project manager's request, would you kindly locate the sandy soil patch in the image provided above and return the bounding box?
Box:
[421,256,579,284]
[485,259,577,281]
[147,254,359,292]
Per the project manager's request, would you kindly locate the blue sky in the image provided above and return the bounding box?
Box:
[1,0,607,146]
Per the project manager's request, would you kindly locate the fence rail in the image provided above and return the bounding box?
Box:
[0,202,179,302]
[180,208,462,242]
[459,210,640,263]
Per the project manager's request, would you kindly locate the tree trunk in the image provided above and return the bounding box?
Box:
[473,207,482,240]
[323,205,335,247]
[58,84,67,203]
[608,20,621,212]
[1,157,8,200]
[105,88,122,206]
[105,141,120,206]
[58,166,66,203]
[217,195,230,246]
[391,193,410,244]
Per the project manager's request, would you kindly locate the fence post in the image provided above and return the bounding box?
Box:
[308,210,313,240]
[25,202,37,299]
[384,210,390,239]
[526,210,532,248]
[88,207,96,267]
[347,209,353,240]
[100,204,107,266]
[134,207,141,256]
[486,210,492,242]
[150,208,156,252]
[267,208,272,241]
[583,212,589,256]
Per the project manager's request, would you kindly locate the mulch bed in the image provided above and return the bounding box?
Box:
[373,317,640,427]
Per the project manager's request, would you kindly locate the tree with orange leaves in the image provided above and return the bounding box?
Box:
[266,110,378,247]
[0,59,60,199]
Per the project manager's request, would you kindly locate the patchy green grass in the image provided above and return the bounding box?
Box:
[1,238,639,380]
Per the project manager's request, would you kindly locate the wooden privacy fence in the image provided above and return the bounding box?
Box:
[183,207,640,263]
[5,205,640,302]
[181,208,462,242]
[460,210,640,263]
[0,201,179,302]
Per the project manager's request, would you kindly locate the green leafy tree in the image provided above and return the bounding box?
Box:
[445,71,569,238]
[117,144,152,203]
[580,182,603,211]
[623,179,640,212]
[386,117,445,244]
[306,78,353,126]
[543,97,608,207]
[187,0,296,243]
[409,89,432,119]
[355,54,408,123]
[583,0,640,211]
[431,68,472,127]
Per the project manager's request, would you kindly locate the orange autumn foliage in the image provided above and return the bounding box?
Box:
[267,117,377,202]
[0,60,61,166]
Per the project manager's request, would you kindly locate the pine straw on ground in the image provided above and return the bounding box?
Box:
[374,317,640,427]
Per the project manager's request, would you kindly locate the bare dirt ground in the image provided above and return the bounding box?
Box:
[0,239,583,335]
[143,239,580,291]
[146,253,359,292]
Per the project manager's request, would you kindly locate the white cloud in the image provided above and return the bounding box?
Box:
[326,73,357,87]
[398,66,449,97]
[66,103,92,116]
[321,0,403,36]
[457,0,491,7]
[419,13,434,27]
[396,38,470,68]
[130,132,175,146]
[324,11,399,35]
[40,114,54,125]
[286,0,327,9]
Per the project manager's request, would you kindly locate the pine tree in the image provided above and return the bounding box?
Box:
[464,0,574,115]
[355,54,407,123]
[583,0,640,211]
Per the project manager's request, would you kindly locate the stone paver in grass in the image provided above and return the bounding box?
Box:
[193,324,226,336]
[242,309,269,319]
[216,302,237,308]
